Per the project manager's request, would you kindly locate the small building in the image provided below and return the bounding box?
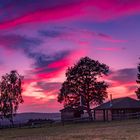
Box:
[60,106,85,121]
[93,97,140,121]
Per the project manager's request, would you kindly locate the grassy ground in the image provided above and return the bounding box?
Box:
[1,120,140,140]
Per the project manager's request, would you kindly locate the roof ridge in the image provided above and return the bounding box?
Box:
[94,97,140,110]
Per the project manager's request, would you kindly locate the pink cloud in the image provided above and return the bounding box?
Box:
[54,29,126,44]
[0,0,140,30]
[0,3,84,30]
[104,68,137,99]
[18,96,62,112]
[96,47,124,51]
[85,0,140,21]
[47,58,69,69]
[97,33,127,43]
[34,58,71,80]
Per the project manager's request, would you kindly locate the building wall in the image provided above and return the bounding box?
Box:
[107,110,112,121]
[94,110,112,121]
[61,111,74,121]
[81,111,89,118]
[94,108,140,121]
[95,110,104,121]
[112,109,140,120]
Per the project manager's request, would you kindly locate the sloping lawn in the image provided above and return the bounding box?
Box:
[0,120,140,140]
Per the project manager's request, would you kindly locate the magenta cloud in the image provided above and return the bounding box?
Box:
[0,0,140,30]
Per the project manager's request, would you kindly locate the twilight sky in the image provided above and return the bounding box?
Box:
[0,0,140,113]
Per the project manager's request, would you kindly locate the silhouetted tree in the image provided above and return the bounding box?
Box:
[136,62,140,99]
[0,70,24,125]
[58,57,109,119]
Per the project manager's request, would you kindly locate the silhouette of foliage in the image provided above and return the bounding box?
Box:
[136,62,140,99]
[27,119,54,125]
[58,57,109,119]
[0,70,24,124]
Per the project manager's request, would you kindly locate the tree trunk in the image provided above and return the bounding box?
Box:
[87,109,93,120]
[10,100,14,127]
[10,118,14,127]
[87,103,93,120]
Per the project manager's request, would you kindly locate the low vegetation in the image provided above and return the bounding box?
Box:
[0,120,140,140]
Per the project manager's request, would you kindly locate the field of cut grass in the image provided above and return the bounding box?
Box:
[1,120,140,140]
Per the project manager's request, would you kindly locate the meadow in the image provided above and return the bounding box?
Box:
[0,120,140,140]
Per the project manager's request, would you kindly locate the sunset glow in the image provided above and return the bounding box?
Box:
[0,0,140,112]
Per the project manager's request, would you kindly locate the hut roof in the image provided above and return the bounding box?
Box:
[60,106,86,112]
[94,97,140,110]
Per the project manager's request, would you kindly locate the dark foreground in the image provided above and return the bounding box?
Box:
[1,120,140,140]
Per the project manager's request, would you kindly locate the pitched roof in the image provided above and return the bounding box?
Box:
[94,97,140,110]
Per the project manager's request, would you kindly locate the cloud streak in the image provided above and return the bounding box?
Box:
[106,68,137,98]
[0,0,140,29]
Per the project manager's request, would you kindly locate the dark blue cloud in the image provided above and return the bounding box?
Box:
[29,50,70,73]
[0,0,48,23]
[0,34,71,75]
[0,0,82,23]
[36,82,61,91]
[110,68,137,83]
[0,34,41,51]
[39,30,64,38]
[0,0,12,8]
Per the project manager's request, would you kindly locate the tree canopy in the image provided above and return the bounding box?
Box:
[58,57,109,119]
[135,62,140,99]
[0,70,24,124]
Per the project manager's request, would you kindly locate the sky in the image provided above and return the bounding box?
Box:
[0,0,140,113]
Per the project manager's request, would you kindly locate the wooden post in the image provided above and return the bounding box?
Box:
[94,110,96,121]
[103,110,105,121]
[111,109,113,121]
[106,110,108,121]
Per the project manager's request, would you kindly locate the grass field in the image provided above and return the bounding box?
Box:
[1,120,140,140]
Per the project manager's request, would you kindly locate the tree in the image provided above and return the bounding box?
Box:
[135,62,140,99]
[58,57,109,119]
[0,70,24,124]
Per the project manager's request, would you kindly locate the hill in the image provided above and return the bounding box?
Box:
[0,112,61,125]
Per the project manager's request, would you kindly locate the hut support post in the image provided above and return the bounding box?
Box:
[106,110,108,121]
[94,110,96,121]
[103,110,105,121]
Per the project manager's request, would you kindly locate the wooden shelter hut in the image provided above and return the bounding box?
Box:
[60,106,85,121]
[93,97,140,121]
